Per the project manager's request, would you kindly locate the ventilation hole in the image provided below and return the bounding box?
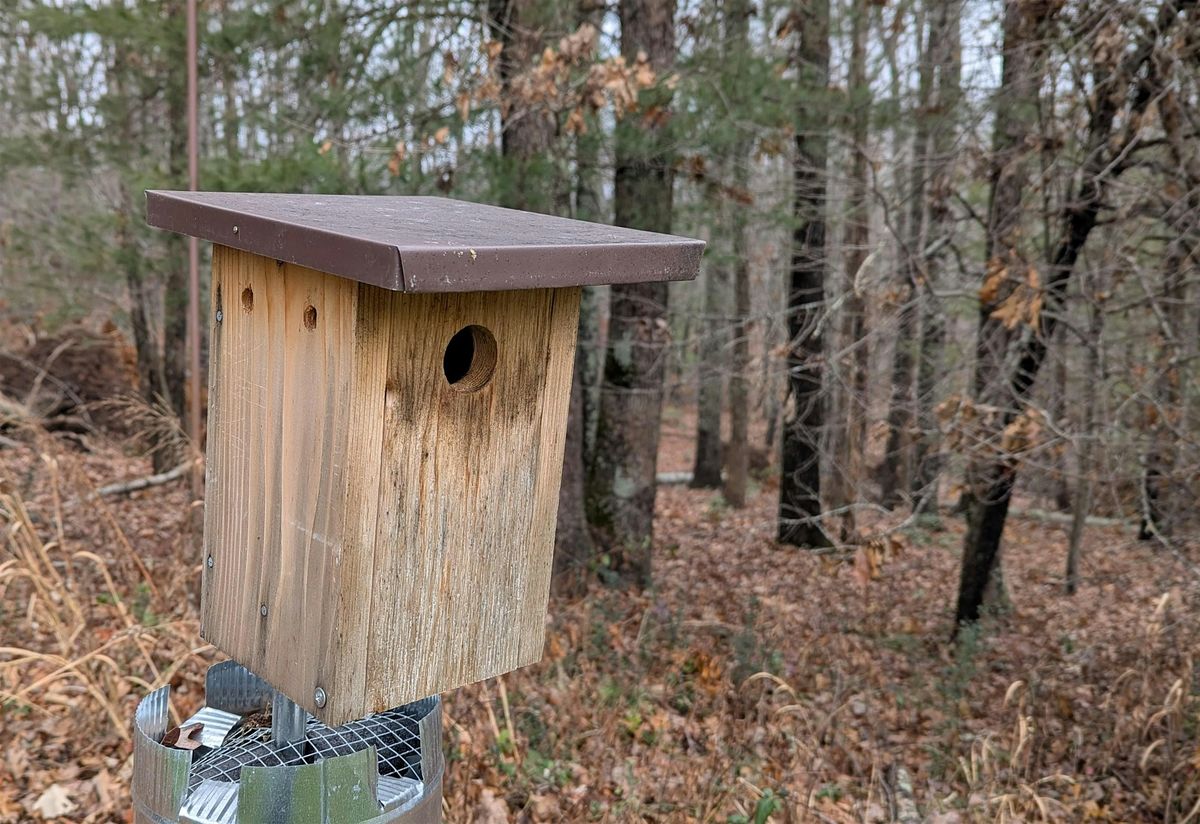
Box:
[443,325,497,393]
[241,287,254,313]
[304,304,318,330]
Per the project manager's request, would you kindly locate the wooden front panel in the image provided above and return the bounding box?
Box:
[353,286,579,720]
[202,245,579,724]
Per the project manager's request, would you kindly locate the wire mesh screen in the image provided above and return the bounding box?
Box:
[188,703,424,791]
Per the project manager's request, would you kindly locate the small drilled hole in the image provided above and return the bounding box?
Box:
[304,304,318,330]
[443,325,497,393]
[241,287,254,313]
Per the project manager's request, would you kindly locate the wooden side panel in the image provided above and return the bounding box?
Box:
[202,246,387,718]
[353,286,580,720]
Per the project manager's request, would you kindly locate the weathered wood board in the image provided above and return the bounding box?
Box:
[202,245,580,724]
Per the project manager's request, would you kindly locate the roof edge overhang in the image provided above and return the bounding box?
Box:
[146,190,704,293]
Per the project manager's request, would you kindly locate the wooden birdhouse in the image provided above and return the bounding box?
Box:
[147,191,703,725]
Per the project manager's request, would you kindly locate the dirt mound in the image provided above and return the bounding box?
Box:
[0,323,142,437]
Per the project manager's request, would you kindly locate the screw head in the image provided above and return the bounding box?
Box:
[215,309,224,323]
[314,687,327,708]
[206,555,214,569]
[259,603,268,617]
[232,224,240,234]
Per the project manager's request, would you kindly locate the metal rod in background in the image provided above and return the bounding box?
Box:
[185,0,201,492]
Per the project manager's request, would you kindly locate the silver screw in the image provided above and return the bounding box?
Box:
[314,687,327,708]
[206,555,214,569]
[215,309,224,323]
[232,225,240,234]
[259,603,268,617]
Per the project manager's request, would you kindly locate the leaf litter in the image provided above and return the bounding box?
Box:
[0,404,1195,822]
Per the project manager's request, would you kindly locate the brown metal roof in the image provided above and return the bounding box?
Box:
[146,190,704,292]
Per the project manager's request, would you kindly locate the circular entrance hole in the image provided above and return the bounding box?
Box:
[442,325,497,393]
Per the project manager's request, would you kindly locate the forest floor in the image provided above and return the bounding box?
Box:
[0,349,1197,822]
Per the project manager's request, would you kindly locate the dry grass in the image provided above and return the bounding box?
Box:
[89,394,192,466]
[0,427,207,822]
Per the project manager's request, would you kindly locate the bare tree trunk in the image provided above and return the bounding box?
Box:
[118,195,166,408]
[554,366,594,594]
[487,0,564,212]
[573,58,605,470]
[1138,75,1199,542]
[763,307,782,453]
[556,126,604,594]
[219,0,238,163]
[912,0,960,521]
[487,0,594,591]
[954,0,1055,626]
[724,0,753,509]
[693,190,726,489]
[828,0,870,536]
[1067,271,1104,595]
[727,228,751,508]
[590,0,676,588]
[578,286,602,466]
[878,299,916,509]
[778,0,833,549]
[1139,223,1189,541]
[877,1,931,510]
[1052,337,1072,512]
[912,299,944,518]
[161,259,187,433]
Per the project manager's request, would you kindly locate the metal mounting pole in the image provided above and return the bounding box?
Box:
[271,692,309,749]
[185,0,201,491]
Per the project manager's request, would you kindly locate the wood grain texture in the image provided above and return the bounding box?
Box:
[201,245,579,724]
